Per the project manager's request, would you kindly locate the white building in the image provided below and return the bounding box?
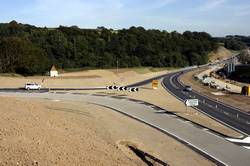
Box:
[50,65,58,77]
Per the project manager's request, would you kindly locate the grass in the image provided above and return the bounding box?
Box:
[60,67,92,73]
[0,73,23,77]
[130,67,151,74]
[132,67,178,74]
[61,67,178,74]
[0,67,177,78]
[230,50,241,55]
[115,67,179,74]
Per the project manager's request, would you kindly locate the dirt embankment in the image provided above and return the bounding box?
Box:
[0,67,239,165]
[208,46,232,62]
[0,68,171,88]
[0,97,214,166]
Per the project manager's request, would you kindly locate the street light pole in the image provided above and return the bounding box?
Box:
[116,60,118,75]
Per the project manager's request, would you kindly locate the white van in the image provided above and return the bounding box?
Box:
[25,83,41,90]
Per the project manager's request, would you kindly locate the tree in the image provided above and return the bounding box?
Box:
[225,39,246,50]
[238,50,250,64]
[0,22,218,75]
[0,37,49,75]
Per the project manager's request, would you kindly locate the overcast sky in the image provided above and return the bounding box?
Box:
[0,0,249,37]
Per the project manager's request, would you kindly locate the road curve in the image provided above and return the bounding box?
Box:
[162,70,250,136]
[0,91,250,166]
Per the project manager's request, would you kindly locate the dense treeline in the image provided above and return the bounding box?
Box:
[238,50,250,64]
[216,35,249,50]
[0,21,217,75]
[224,39,246,50]
[226,35,250,47]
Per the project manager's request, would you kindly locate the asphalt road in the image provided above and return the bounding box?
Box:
[0,91,249,166]
[0,87,106,93]
[1,64,249,137]
[127,72,172,88]
[162,70,250,136]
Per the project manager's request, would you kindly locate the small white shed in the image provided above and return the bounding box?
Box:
[50,65,58,77]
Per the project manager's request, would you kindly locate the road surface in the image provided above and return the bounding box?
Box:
[162,70,250,136]
[0,91,249,166]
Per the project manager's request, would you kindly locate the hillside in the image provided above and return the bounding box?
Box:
[0,21,217,75]
[208,46,232,62]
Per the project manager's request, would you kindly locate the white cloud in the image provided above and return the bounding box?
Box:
[198,0,227,11]
[231,5,250,17]
[157,0,177,6]
[8,0,250,36]
[145,0,177,9]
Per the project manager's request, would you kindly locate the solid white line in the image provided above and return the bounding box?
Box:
[243,146,250,150]
[161,75,183,102]
[0,91,233,166]
[91,102,228,166]
[124,111,228,165]
[169,73,180,89]
[51,99,60,102]
[162,72,248,137]
[178,74,249,116]
[226,137,250,144]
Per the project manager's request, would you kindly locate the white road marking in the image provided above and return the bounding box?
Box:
[51,99,60,102]
[243,146,250,150]
[226,137,250,144]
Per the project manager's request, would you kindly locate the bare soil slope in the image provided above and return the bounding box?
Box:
[0,68,170,88]
[208,46,231,62]
[0,97,214,166]
[90,83,241,138]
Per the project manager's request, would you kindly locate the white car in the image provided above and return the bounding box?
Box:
[184,85,192,92]
[25,83,41,90]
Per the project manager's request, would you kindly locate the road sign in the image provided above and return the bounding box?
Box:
[106,85,118,90]
[129,87,139,92]
[118,86,128,91]
[152,80,159,89]
[185,99,199,107]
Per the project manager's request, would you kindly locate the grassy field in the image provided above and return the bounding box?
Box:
[129,67,178,74]
[61,67,177,74]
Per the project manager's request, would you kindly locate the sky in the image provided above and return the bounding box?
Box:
[0,0,249,37]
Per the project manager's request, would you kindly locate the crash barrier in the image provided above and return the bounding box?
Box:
[106,86,139,92]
